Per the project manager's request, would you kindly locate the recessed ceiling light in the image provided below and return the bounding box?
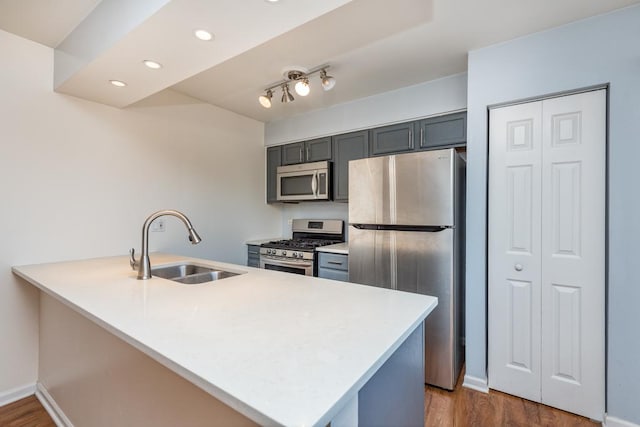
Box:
[143,60,162,69]
[194,29,213,41]
[109,80,127,87]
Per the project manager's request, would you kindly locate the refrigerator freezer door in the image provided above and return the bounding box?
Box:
[348,226,459,388]
[349,149,455,226]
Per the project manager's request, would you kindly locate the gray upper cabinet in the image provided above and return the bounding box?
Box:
[281,137,332,165]
[417,112,466,150]
[370,122,415,156]
[281,142,305,165]
[333,130,369,202]
[305,137,332,162]
[266,146,281,203]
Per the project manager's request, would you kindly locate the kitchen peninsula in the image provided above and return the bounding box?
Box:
[13,253,436,426]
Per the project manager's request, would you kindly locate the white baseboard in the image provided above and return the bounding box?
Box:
[0,383,36,406]
[604,414,640,427]
[35,382,73,427]
[462,374,489,393]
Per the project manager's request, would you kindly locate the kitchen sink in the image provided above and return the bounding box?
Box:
[151,263,243,284]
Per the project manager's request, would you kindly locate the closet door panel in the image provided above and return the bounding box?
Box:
[488,102,542,402]
[540,90,606,421]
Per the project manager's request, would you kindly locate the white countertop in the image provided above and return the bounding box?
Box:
[316,242,349,255]
[13,253,436,427]
[245,237,280,246]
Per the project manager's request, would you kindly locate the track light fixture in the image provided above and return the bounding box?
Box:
[258,65,336,108]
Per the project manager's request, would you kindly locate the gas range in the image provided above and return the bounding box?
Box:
[259,219,344,276]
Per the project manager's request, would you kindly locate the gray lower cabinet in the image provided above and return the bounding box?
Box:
[370,122,416,156]
[333,131,369,202]
[281,137,332,165]
[417,112,466,150]
[317,252,348,282]
[247,244,260,268]
[266,146,281,204]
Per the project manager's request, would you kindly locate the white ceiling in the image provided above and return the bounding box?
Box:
[1,0,638,123]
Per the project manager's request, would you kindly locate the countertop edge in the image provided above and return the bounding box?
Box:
[316,242,349,255]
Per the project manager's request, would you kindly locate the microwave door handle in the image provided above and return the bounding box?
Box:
[311,171,318,198]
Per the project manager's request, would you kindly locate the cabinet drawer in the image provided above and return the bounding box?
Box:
[318,267,349,282]
[318,253,348,271]
[247,244,260,255]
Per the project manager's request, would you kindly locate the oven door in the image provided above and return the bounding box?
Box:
[260,256,313,276]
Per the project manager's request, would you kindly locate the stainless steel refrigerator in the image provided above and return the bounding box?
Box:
[348,148,465,390]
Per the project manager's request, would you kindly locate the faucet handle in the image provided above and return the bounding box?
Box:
[129,248,139,270]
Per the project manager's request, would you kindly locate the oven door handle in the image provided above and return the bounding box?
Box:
[262,258,312,268]
[311,171,318,198]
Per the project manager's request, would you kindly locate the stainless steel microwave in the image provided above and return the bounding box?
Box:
[276,161,330,201]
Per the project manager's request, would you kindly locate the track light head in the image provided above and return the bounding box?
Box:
[281,84,294,103]
[258,89,273,108]
[295,78,310,96]
[320,69,336,91]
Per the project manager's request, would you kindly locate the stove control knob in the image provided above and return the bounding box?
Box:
[267,249,273,255]
[282,251,287,256]
[293,252,298,258]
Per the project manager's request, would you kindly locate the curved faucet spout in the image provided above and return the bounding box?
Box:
[137,210,202,280]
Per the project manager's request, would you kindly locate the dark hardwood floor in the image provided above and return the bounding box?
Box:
[425,369,600,427]
[1,377,599,427]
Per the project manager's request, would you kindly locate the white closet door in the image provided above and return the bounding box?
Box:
[540,90,605,420]
[488,101,543,402]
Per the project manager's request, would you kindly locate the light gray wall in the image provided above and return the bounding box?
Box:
[0,29,282,399]
[265,72,467,145]
[465,5,640,423]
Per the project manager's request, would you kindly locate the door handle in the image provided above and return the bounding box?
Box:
[514,263,523,272]
[420,128,424,148]
[299,147,303,163]
[409,129,414,149]
[311,172,318,198]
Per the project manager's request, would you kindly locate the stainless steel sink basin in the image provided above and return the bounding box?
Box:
[151,263,242,284]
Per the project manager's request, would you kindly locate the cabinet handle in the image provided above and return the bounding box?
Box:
[409,130,414,149]
[327,261,344,265]
[420,128,424,148]
[299,147,303,163]
[514,263,523,271]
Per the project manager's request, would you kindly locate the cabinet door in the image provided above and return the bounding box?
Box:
[247,245,260,267]
[417,112,466,150]
[370,122,415,156]
[333,131,369,202]
[281,142,304,165]
[305,137,332,162]
[266,146,281,203]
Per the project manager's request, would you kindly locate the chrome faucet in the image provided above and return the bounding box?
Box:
[130,210,202,280]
